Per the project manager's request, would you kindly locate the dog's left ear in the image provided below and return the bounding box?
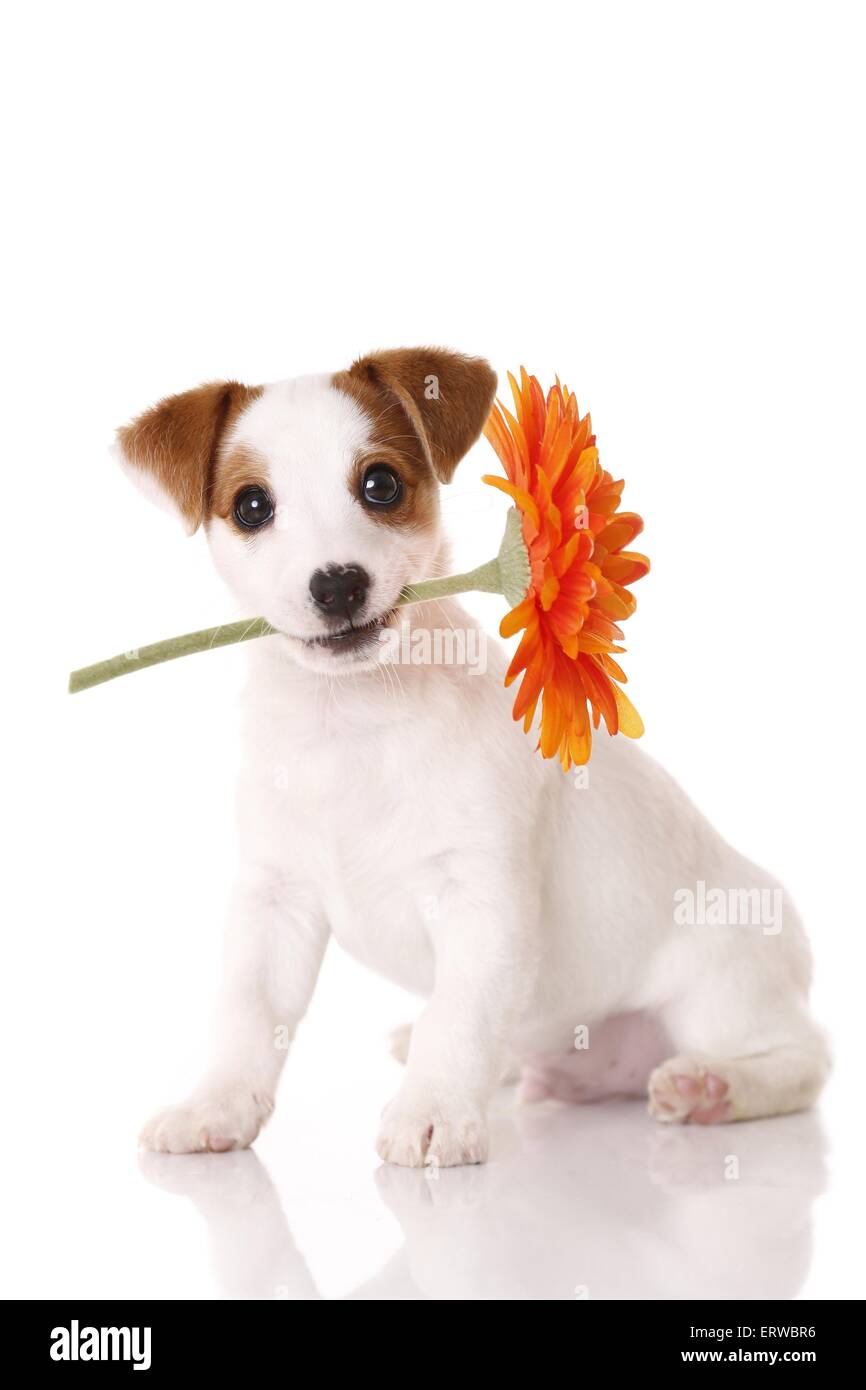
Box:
[347,347,497,483]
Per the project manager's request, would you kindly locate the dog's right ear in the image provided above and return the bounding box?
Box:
[116,380,261,533]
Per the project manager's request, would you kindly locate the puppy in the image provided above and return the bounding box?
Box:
[119,348,828,1165]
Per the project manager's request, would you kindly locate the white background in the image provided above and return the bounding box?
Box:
[1,1,864,1299]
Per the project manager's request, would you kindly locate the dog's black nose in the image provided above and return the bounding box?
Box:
[309,565,370,621]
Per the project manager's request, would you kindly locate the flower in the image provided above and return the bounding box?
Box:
[482,369,649,769]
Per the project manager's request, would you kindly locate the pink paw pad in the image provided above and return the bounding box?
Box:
[649,1063,732,1124]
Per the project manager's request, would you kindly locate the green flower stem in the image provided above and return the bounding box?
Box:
[397,557,502,605]
[68,508,530,695]
[68,617,278,693]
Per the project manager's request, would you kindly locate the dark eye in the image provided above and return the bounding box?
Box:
[233,485,274,530]
[362,465,402,507]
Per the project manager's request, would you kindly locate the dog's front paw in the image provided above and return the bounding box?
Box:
[376,1099,489,1168]
[139,1089,274,1154]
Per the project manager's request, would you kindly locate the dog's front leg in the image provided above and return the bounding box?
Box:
[140,870,328,1154]
[377,874,530,1168]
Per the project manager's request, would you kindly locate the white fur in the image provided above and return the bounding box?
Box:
[133,373,829,1164]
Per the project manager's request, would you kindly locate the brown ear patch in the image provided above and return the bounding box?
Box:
[117,380,262,531]
[336,347,497,484]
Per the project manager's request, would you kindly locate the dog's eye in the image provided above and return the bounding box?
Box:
[233,485,274,530]
[362,465,402,507]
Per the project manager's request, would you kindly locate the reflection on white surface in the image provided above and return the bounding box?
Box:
[140,1100,826,1301]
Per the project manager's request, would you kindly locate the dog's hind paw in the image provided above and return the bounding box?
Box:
[648,1057,732,1125]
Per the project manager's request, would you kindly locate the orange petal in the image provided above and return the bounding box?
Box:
[500,596,536,640]
[613,684,644,739]
[594,587,636,620]
[597,513,644,554]
[579,656,619,734]
[602,550,650,585]
[482,475,541,531]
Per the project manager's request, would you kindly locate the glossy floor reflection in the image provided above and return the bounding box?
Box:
[139,1099,826,1300]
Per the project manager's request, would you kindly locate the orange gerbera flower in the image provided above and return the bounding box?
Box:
[482,369,650,769]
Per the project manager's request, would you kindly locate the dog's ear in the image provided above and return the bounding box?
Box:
[347,348,497,483]
[116,380,261,533]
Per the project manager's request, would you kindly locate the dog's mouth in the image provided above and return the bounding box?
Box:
[298,610,393,655]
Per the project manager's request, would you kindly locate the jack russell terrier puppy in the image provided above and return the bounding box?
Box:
[119,347,828,1166]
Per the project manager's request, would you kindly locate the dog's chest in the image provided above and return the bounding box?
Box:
[314,760,449,989]
[240,655,537,992]
[246,701,483,992]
